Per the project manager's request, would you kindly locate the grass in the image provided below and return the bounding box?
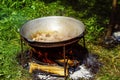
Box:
[86,43,120,80]
[0,0,120,80]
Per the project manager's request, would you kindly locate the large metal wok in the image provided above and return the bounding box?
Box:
[20,16,85,48]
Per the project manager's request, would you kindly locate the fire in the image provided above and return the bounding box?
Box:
[30,46,80,66]
[31,48,55,64]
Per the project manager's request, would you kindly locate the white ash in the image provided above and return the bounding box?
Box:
[69,64,93,80]
[35,64,93,80]
[35,73,64,80]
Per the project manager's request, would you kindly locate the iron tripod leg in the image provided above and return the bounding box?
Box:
[83,36,86,48]
[82,34,89,64]
[63,45,68,80]
[20,36,24,67]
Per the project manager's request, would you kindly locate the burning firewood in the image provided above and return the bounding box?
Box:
[56,59,79,67]
[29,62,68,76]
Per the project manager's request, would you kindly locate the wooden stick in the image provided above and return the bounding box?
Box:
[29,62,68,76]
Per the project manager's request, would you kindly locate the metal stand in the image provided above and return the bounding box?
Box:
[63,44,67,80]
[20,34,86,80]
[20,36,24,67]
[83,36,86,48]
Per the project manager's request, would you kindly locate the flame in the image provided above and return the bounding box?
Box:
[31,48,55,64]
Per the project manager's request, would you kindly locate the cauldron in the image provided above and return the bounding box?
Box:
[20,16,85,48]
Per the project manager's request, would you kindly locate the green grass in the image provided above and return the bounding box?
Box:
[0,0,120,80]
[86,43,120,80]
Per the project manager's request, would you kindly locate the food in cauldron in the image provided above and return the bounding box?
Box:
[31,31,72,42]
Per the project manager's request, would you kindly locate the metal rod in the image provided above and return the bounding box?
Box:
[83,36,86,48]
[20,36,24,67]
[63,44,67,80]
[29,49,33,62]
